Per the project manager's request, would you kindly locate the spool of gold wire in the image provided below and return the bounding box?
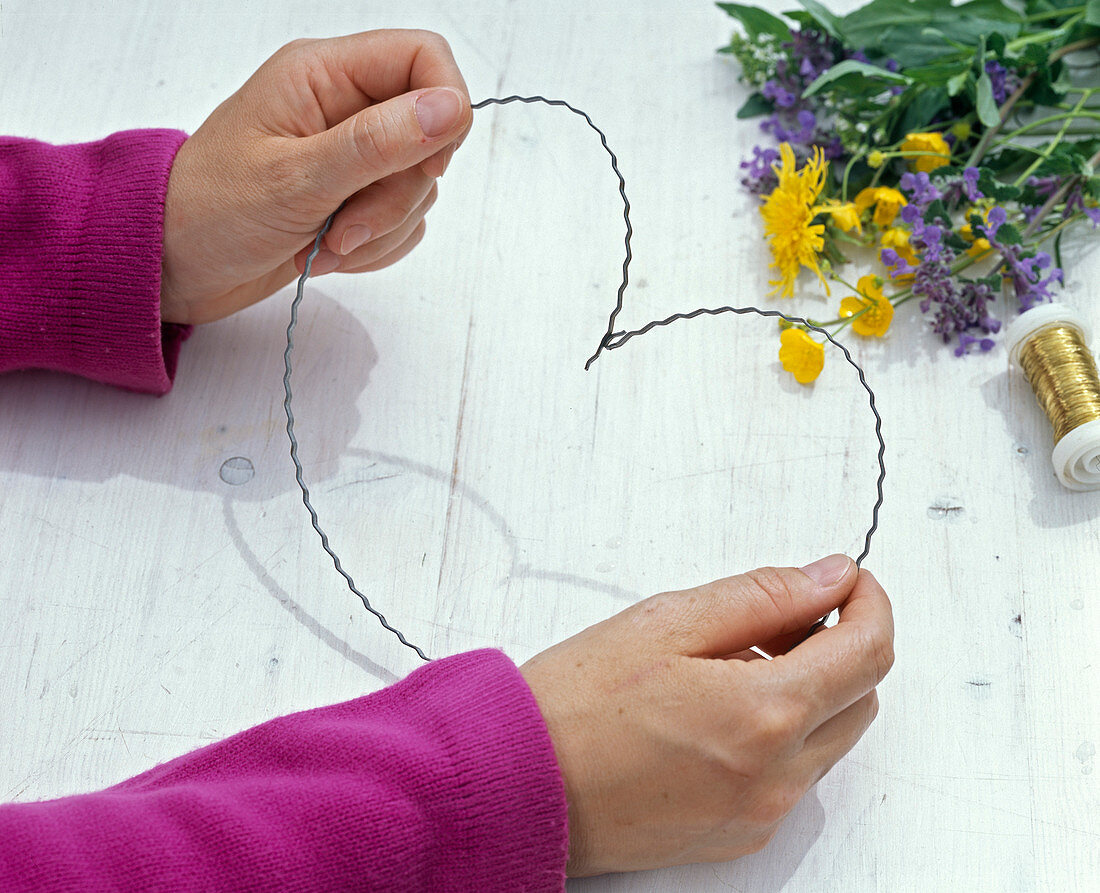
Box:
[1006,303,1100,491]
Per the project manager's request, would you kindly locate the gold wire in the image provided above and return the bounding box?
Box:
[1018,324,1100,445]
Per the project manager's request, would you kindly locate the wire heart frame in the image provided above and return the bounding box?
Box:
[282,96,887,662]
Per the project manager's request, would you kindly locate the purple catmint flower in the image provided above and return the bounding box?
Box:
[1086,206,1100,227]
[899,171,942,212]
[962,167,982,201]
[985,60,1021,105]
[762,79,797,108]
[954,334,996,356]
[739,145,781,195]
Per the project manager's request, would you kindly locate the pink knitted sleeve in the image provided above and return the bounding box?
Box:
[0,130,190,394]
[0,649,569,890]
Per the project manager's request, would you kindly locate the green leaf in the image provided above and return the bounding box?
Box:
[945,231,971,251]
[803,59,911,98]
[977,168,1022,201]
[896,86,949,137]
[716,3,792,40]
[796,0,844,41]
[969,213,985,230]
[1087,0,1100,26]
[841,0,1023,67]
[987,31,1006,57]
[996,222,1022,245]
[737,92,774,119]
[975,72,1001,128]
[924,199,950,224]
[947,71,970,97]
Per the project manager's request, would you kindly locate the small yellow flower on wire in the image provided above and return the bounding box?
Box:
[822,200,862,234]
[760,143,829,298]
[900,131,951,173]
[779,327,825,384]
[839,274,894,337]
[854,186,908,227]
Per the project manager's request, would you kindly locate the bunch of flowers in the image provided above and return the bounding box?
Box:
[720,0,1100,383]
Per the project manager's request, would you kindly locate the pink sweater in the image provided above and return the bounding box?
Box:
[0,132,568,890]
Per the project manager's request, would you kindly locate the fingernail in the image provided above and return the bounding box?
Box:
[339,225,372,255]
[309,249,340,275]
[415,88,463,138]
[799,554,851,587]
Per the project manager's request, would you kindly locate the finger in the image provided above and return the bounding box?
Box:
[295,179,435,274]
[298,85,471,202]
[324,169,437,256]
[338,219,426,273]
[652,555,856,658]
[799,689,879,784]
[771,569,894,726]
[267,30,470,129]
[751,617,828,660]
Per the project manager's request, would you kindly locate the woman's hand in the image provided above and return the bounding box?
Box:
[521,554,894,876]
[160,29,471,325]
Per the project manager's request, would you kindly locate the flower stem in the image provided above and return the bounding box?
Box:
[1012,90,1095,187]
[1020,146,1100,241]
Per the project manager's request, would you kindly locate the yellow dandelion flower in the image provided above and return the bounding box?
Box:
[881,226,918,266]
[821,200,862,234]
[779,327,825,384]
[900,131,951,173]
[854,186,908,227]
[760,143,830,298]
[839,274,894,337]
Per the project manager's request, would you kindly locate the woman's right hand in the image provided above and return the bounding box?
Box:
[520,554,894,876]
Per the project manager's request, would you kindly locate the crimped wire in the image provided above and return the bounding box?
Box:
[604,308,885,567]
[472,95,631,369]
[283,210,430,662]
[284,94,887,663]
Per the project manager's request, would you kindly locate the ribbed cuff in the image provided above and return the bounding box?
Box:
[403,649,570,891]
[0,130,190,394]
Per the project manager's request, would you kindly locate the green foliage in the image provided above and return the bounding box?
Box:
[715,3,791,40]
[803,59,910,97]
[717,0,1100,359]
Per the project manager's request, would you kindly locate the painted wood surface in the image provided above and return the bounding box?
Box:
[1,1,1097,889]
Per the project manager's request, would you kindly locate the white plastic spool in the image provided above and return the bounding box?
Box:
[1005,302,1100,491]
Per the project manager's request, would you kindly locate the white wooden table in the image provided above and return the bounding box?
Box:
[2,1,1097,889]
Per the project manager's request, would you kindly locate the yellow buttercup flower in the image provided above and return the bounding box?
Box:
[900,131,951,173]
[854,186,908,227]
[867,149,885,168]
[760,143,830,298]
[881,226,918,266]
[779,327,825,384]
[839,274,894,337]
[823,200,862,234]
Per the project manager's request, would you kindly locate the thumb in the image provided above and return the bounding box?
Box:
[300,86,470,201]
[662,555,856,658]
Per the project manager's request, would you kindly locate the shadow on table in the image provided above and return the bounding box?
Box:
[0,290,370,502]
[1,287,634,679]
[980,370,1100,527]
[567,787,825,892]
